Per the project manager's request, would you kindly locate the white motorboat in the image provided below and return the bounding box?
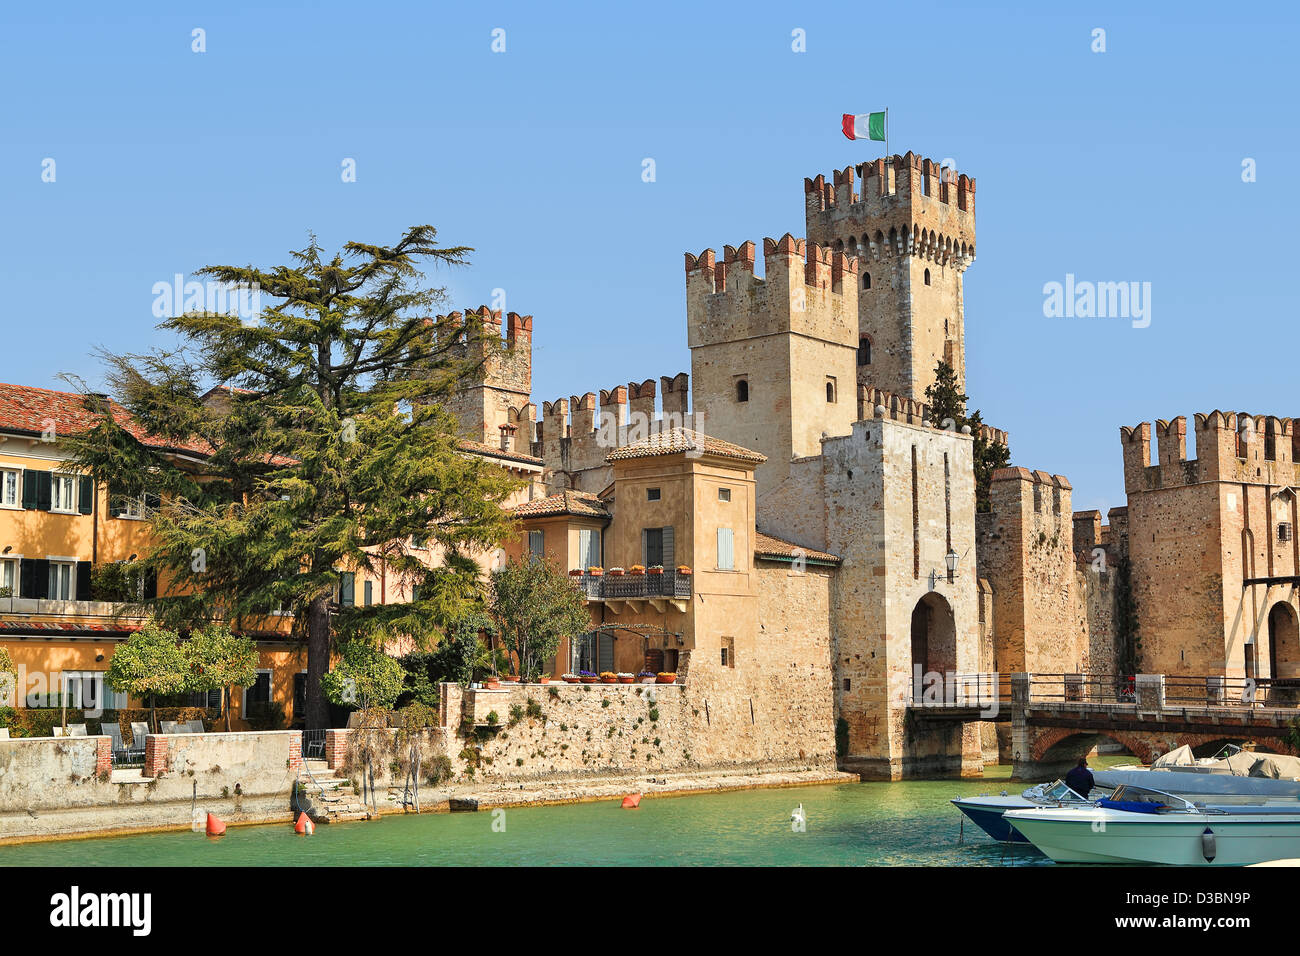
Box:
[1093,745,1300,803]
[951,779,1099,844]
[1005,783,1300,866]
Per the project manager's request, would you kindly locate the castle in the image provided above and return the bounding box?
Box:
[1,148,1289,781]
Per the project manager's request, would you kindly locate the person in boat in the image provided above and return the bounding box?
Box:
[1065,757,1095,799]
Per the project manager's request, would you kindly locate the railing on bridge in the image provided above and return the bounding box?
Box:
[1028,673,1300,711]
[905,672,1011,712]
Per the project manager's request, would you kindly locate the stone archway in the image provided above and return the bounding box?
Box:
[1268,602,1300,679]
[911,592,956,678]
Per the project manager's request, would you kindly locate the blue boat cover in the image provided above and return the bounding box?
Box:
[1097,798,1164,814]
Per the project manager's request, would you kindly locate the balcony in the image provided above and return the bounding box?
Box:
[573,570,691,612]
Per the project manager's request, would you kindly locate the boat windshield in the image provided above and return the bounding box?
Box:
[1024,779,1090,803]
[1107,784,1198,812]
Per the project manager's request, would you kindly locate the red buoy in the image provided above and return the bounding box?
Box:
[294,812,315,835]
[621,793,642,809]
[205,813,226,837]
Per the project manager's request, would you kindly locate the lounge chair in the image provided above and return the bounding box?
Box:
[160,720,178,734]
[185,719,205,733]
[67,723,88,736]
[129,722,149,752]
[52,726,64,737]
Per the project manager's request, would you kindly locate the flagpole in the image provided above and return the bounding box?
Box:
[885,108,889,159]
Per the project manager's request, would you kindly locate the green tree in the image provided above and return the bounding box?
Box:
[61,226,521,728]
[105,622,190,731]
[0,646,16,712]
[322,640,404,712]
[183,624,260,731]
[489,558,591,681]
[924,360,1011,513]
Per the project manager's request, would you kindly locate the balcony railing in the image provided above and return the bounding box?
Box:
[573,571,691,602]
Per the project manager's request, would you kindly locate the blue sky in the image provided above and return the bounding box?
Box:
[1,0,1294,514]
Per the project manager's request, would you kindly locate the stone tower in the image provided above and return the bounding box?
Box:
[444,306,533,446]
[686,235,859,497]
[804,152,976,402]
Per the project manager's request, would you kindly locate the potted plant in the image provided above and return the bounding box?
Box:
[617,672,635,684]
[580,670,599,684]
[607,567,625,576]
[562,673,581,684]
[503,674,520,683]
[484,676,501,690]
[638,670,657,684]
[676,565,692,575]
[568,569,583,577]
[537,674,551,684]
[629,564,646,575]
[656,672,678,684]
[600,671,618,684]
[647,565,664,575]
[587,566,604,576]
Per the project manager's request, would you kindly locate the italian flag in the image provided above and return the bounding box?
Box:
[842,112,886,142]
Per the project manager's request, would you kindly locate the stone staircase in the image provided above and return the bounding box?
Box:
[298,759,373,824]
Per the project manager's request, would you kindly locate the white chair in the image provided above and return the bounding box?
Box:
[0,728,9,740]
[185,719,205,733]
[68,723,88,736]
[160,720,178,734]
[52,726,64,737]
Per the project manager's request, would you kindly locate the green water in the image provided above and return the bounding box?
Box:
[0,759,1137,867]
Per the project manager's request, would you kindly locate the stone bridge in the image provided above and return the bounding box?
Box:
[1008,673,1300,779]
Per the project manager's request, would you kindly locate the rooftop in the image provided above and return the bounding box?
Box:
[605,427,767,465]
[458,438,544,467]
[753,531,840,565]
[513,490,609,519]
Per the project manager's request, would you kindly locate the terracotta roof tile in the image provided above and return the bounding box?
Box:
[605,427,766,464]
[0,382,211,456]
[458,438,543,467]
[513,490,610,519]
[753,531,840,565]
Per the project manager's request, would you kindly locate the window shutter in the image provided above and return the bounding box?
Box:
[578,529,591,570]
[36,472,52,512]
[21,559,49,599]
[641,529,649,567]
[364,581,373,606]
[717,527,734,570]
[662,526,675,570]
[21,470,38,510]
[340,572,355,607]
[528,530,544,563]
[589,529,601,569]
[142,568,158,601]
[75,561,92,601]
[78,477,94,515]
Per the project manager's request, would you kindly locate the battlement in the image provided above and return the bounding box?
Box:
[686,234,859,351]
[443,305,533,445]
[527,373,694,489]
[1122,411,1300,493]
[804,152,976,264]
[856,384,1009,445]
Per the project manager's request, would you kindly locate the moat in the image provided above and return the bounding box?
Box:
[0,758,1134,866]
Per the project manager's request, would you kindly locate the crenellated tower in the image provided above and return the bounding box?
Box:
[686,234,859,496]
[804,151,976,403]
[444,306,533,446]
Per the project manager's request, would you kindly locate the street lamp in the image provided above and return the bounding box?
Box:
[929,550,961,590]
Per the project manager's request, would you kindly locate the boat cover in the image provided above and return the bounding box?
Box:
[1248,754,1300,780]
[1152,745,1196,767]
[1098,798,1164,814]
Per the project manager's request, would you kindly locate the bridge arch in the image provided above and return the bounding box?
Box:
[910,592,956,677]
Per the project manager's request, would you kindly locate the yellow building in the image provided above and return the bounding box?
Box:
[0,381,543,728]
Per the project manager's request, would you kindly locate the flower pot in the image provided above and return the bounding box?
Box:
[607,570,624,577]
[656,674,677,684]
[503,675,520,683]
[601,676,618,684]
[538,676,551,684]
[640,677,656,685]
[581,676,599,684]
[618,676,635,684]
[484,679,501,690]
[563,676,581,684]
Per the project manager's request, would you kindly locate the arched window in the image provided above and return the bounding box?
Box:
[826,381,836,403]
[736,379,749,403]
[923,268,931,286]
[857,336,872,366]
[862,272,871,290]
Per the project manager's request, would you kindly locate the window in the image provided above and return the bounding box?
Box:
[717,527,735,570]
[923,268,931,286]
[244,669,272,717]
[0,559,14,595]
[48,561,74,600]
[63,671,127,711]
[121,496,144,519]
[0,469,17,508]
[721,636,735,669]
[736,379,749,403]
[338,571,355,607]
[528,529,545,564]
[1281,523,1293,543]
[577,528,601,570]
[50,475,77,513]
[862,272,871,290]
[646,487,661,502]
[363,580,374,606]
[718,488,731,503]
[858,337,872,366]
[826,379,837,403]
[642,526,674,568]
